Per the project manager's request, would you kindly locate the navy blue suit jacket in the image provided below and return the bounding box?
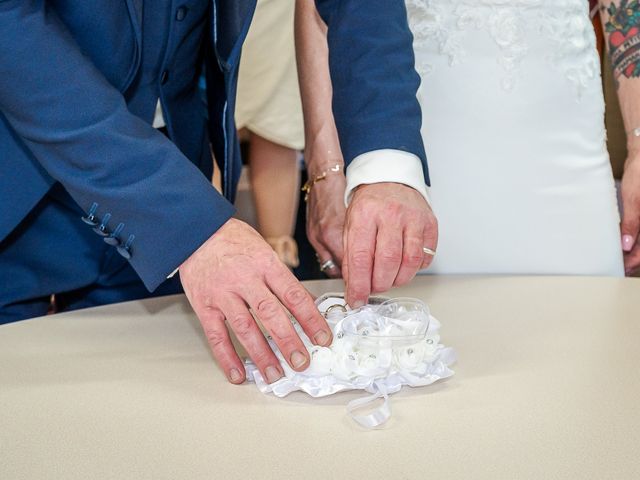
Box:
[0,0,426,292]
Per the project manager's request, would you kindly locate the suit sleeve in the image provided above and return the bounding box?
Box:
[0,0,234,291]
[313,0,429,185]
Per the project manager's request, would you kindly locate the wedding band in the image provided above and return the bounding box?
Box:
[319,259,337,272]
[422,247,436,256]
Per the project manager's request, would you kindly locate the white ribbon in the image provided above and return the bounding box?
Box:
[346,381,391,429]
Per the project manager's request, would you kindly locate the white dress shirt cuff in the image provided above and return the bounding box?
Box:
[344,149,430,206]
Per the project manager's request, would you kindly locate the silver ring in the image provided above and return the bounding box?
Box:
[319,259,337,272]
[422,247,436,256]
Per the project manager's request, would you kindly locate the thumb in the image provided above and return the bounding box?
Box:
[621,193,640,253]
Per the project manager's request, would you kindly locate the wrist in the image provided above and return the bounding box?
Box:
[626,127,640,154]
[302,163,345,202]
[625,147,640,166]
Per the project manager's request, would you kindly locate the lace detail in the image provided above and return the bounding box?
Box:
[407,0,599,95]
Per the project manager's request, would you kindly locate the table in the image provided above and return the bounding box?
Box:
[1,276,639,479]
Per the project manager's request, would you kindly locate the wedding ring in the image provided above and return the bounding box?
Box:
[319,259,337,272]
[422,247,436,256]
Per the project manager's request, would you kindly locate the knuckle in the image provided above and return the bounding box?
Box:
[350,250,372,269]
[204,328,227,349]
[380,250,402,265]
[350,200,368,217]
[251,350,275,368]
[403,252,424,268]
[256,298,281,320]
[383,202,402,218]
[230,314,255,337]
[202,295,217,309]
[283,286,307,308]
[424,213,438,230]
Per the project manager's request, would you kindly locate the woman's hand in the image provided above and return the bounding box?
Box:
[305,168,347,278]
[621,151,640,275]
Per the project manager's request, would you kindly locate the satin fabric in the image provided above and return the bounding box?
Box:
[408,0,624,275]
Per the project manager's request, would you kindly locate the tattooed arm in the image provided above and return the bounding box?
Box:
[600,0,640,274]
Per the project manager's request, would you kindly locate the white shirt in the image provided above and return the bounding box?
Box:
[344,150,430,206]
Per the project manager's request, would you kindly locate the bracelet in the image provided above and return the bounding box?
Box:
[302,163,343,202]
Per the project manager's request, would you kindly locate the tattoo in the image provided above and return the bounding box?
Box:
[604,0,640,80]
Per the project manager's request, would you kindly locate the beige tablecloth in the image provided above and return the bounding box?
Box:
[1,276,639,479]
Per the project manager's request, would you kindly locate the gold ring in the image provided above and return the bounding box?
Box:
[422,247,436,256]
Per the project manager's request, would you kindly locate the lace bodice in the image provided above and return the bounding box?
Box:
[406,0,599,95]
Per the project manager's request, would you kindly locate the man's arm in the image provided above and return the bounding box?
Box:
[600,0,640,273]
[302,0,437,306]
[0,0,233,291]
[0,1,333,385]
[313,0,427,177]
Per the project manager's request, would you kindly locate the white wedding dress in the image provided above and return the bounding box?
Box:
[407,0,624,275]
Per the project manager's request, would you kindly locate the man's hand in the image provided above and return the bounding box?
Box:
[621,152,640,275]
[306,171,347,278]
[179,218,332,384]
[343,183,438,307]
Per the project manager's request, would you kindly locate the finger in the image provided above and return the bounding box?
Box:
[307,219,342,277]
[320,229,344,278]
[371,222,403,294]
[243,283,311,372]
[219,294,284,384]
[313,242,342,278]
[197,306,245,384]
[324,224,346,267]
[265,266,333,348]
[344,215,377,308]
[421,215,439,270]
[624,244,640,275]
[342,221,350,288]
[621,191,640,253]
[394,222,425,287]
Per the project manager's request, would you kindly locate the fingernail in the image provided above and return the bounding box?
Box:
[290,350,308,369]
[351,300,365,309]
[229,368,243,383]
[313,330,331,346]
[622,234,634,252]
[265,366,282,384]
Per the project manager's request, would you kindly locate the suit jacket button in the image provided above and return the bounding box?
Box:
[93,213,111,237]
[104,223,124,246]
[81,215,98,226]
[81,202,99,226]
[176,6,188,21]
[117,234,135,259]
[94,226,109,237]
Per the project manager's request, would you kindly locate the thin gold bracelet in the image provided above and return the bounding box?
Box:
[302,163,343,202]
